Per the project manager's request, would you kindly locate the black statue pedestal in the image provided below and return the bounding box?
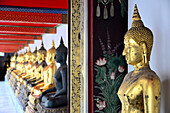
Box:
[36,103,67,113]
[36,93,67,113]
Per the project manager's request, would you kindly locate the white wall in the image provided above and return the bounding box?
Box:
[128,1,170,113]
[18,24,68,67]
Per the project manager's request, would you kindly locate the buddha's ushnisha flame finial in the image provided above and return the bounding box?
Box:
[35,46,37,51]
[132,4,141,21]
[25,49,27,53]
[41,40,44,47]
[29,47,31,52]
[60,36,64,44]
[52,40,55,47]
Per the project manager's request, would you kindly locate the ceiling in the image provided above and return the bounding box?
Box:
[0,0,68,53]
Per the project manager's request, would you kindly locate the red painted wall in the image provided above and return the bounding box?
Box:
[0,0,68,9]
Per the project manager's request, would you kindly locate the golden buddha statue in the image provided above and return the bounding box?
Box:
[22,47,38,85]
[118,5,161,113]
[17,47,38,109]
[31,42,47,85]
[9,53,23,90]
[26,42,56,113]
[19,47,33,80]
[15,51,27,96]
[11,53,23,77]
[6,53,17,80]
[31,40,57,96]
[7,53,16,71]
[15,48,33,96]
[22,51,27,74]
[15,51,28,82]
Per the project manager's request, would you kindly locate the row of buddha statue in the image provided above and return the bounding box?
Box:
[6,37,68,113]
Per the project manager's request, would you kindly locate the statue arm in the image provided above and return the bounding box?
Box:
[22,67,31,78]
[143,75,161,113]
[31,82,44,94]
[28,67,36,80]
[22,74,29,78]
[28,77,36,82]
[53,69,67,97]
[34,78,43,84]
[39,87,56,102]
[34,67,43,84]
[41,68,53,89]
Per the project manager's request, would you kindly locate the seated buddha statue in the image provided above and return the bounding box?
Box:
[31,40,57,96]
[25,41,56,112]
[15,50,29,96]
[17,47,38,109]
[118,5,161,113]
[38,38,67,108]
[22,47,38,85]
[10,53,23,90]
[11,53,23,77]
[15,51,28,81]
[27,42,47,88]
[7,53,17,72]
[16,48,32,91]
[6,53,17,80]
[19,47,33,82]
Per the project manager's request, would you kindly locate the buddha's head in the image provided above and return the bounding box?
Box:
[37,41,47,63]
[55,37,67,64]
[11,52,16,62]
[46,40,56,64]
[32,46,38,63]
[17,52,22,63]
[22,49,27,63]
[25,47,32,62]
[20,52,25,63]
[122,5,153,65]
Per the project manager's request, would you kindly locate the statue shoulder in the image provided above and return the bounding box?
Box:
[123,71,134,80]
[140,70,161,85]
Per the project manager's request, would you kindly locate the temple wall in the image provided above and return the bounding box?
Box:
[128,1,170,113]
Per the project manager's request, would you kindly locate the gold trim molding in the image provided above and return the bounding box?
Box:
[70,0,81,112]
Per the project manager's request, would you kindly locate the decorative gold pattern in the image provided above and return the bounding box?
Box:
[80,0,87,112]
[70,0,81,112]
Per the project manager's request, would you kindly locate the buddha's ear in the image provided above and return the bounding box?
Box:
[141,41,148,64]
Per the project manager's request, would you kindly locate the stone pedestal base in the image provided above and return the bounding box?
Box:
[18,84,30,109]
[36,103,67,113]
[26,94,39,113]
[25,105,35,113]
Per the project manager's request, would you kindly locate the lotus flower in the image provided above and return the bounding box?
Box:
[96,57,107,66]
[118,65,125,73]
[110,72,115,80]
[96,100,106,110]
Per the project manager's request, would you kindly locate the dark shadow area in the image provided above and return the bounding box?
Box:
[161,78,170,113]
[0,53,13,81]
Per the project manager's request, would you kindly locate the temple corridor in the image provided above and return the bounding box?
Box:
[0,82,17,113]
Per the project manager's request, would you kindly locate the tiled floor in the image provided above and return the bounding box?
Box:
[0,82,17,113]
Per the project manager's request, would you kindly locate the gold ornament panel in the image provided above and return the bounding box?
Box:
[70,0,81,112]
